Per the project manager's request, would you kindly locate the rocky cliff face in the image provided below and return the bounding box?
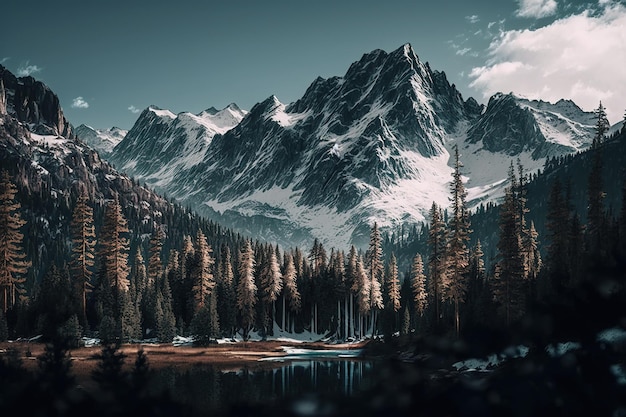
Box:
[467,93,595,158]
[0,65,75,138]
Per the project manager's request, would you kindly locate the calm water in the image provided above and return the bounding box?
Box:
[149,358,379,415]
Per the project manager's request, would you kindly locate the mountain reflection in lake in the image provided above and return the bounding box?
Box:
[149,358,377,415]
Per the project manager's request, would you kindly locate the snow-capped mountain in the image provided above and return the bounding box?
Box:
[110,104,246,189]
[75,125,127,155]
[108,44,597,250]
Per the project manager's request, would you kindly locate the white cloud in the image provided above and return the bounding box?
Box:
[466,15,480,24]
[516,0,558,19]
[470,4,626,123]
[71,97,89,109]
[17,61,42,77]
[0,57,9,65]
[128,105,141,114]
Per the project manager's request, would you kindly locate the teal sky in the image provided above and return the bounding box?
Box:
[2,0,624,129]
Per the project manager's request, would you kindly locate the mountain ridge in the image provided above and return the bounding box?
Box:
[107,43,597,250]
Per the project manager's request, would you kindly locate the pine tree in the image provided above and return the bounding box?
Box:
[346,245,359,339]
[0,170,30,313]
[352,254,370,339]
[192,229,215,312]
[260,245,282,334]
[494,164,526,326]
[366,222,384,336]
[382,253,401,337]
[35,265,76,342]
[155,275,176,342]
[466,240,489,329]
[523,221,541,281]
[427,202,446,328]
[592,101,610,149]
[237,240,257,340]
[69,192,96,324]
[444,146,471,336]
[545,179,569,291]
[307,239,327,335]
[587,103,608,260]
[100,197,130,294]
[147,226,164,288]
[98,197,131,339]
[411,253,428,318]
[282,252,300,332]
[217,245,237,338]
[132,247,147,302]
[386,253,401,313]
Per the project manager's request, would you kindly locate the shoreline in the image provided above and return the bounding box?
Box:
[0,339,371,377]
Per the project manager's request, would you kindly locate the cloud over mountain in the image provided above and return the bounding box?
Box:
[470,3,626,123]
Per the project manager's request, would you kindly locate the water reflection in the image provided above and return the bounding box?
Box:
[149,359,377,415]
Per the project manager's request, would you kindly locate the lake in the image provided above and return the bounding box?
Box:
[149,355,379,416]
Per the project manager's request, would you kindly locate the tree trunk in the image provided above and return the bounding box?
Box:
[282,296,286,331]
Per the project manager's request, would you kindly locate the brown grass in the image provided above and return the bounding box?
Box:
[0,339,369,382]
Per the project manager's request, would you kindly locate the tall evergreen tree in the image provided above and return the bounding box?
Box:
[411,253,428,319]
[352,254,370,339]
[260,245,282,334]
[366,222,384,335]
[386,253,401,313]
[346,245,359,339]
[592,101,610,148]
[217,244,237,338]
[545,179,569,291]
[427,202,446,328]
[494,164,526,326]
[523,221,541,281]
[97,196,131,339]
[147,226,164,288]
[100,197,131,294]
[587,102,608,260]
[69,192,96,324]
[282,252,300,332]
[444,146,471,336]
[0,170,30,313]
[192,229,215,312]
[383,253,401,337]
[237,240,257,340]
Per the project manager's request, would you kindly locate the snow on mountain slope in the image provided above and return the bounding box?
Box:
[110,103,247,189]
[75,125,127,155]
[516,97,595,152]
[108,44,481,248]
[108,44,596,250]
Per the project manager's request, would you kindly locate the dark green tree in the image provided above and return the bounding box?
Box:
[0,170,30,313]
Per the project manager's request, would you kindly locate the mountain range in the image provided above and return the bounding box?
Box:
[74,125,128,156]
[104,44,597,249]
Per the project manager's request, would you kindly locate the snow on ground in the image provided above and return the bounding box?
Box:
[259,346,363,362]
[452,345,529,372]
[30,132,68,147]
[219,322,332,345]
[545,342,581,357]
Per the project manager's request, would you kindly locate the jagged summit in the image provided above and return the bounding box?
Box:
[107,43,596,249]
[0,64,75,138]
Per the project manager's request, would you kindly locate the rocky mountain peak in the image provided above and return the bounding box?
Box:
[0,65,74,138]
